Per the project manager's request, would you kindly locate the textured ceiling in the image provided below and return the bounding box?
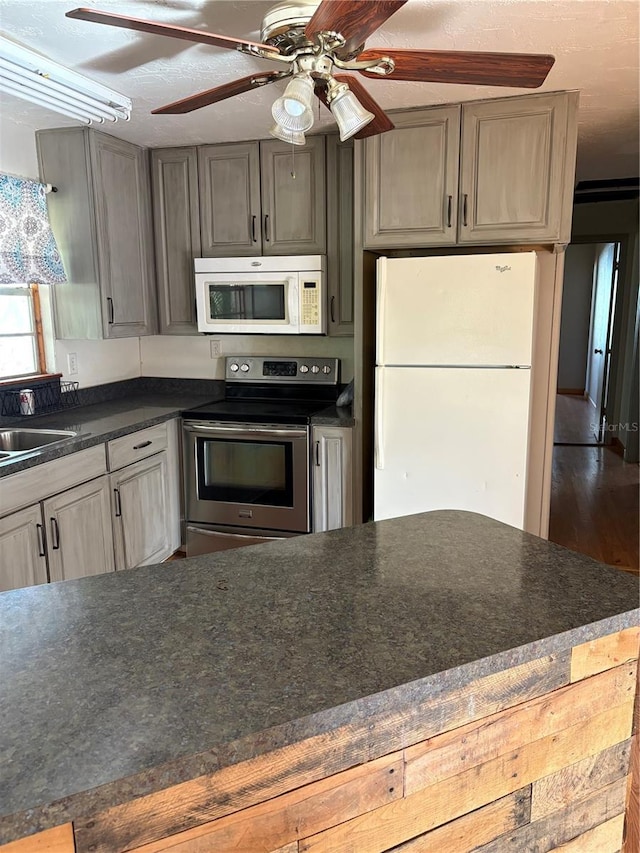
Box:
[0,0,638,180]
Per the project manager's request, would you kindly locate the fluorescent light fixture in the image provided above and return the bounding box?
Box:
[328,83,374,142]
[271,74,314,133]
[0,35,131,124]
[269,123,306,146]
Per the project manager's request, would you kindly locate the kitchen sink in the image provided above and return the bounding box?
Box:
[0,429,78,456]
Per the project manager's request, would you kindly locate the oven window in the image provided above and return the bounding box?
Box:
[196,438,293,506]
[208,284,286,321]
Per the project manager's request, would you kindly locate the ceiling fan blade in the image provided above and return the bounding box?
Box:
[315,75,394,139]
[152,72,285,114]
[306,1,408,57]
[66,8,279,54]
[358,49,555,88]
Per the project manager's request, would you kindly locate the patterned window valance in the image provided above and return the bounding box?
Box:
[0,173,67,285]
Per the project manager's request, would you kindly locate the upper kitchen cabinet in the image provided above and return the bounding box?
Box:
[151,147,201,334]
[199,142,261,257]
[37,127,157,339]
[361,91,578,250]
[326,135,354,336]
[458,92,578,245]
[259,136,326,255]
[198,137,326,257]
[363,106,461,248]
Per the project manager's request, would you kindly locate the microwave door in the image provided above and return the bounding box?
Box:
[196,273,297,334]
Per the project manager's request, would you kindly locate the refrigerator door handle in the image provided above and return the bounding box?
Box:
[376,257,387,366]
[375,369,385,470]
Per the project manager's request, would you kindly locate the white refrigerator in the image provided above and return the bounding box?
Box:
[374,252,537,529]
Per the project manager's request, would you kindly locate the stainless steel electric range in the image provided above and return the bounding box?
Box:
[182,355,340,556]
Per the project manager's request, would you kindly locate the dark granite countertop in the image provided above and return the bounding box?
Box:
[311,403,354,426]
[0,510,637,842]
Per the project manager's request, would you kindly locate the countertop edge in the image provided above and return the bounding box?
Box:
[2,607,637,844]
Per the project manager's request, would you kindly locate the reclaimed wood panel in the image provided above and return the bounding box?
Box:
[75,652,569,853]
[381,788,530,852]
[623,735,639,853]
[473,777,627,852]
[531,739,631,820]
[129,752,401,853]
[270,844,298,853]
[550,813,625,852]
[0,824,75,852]
[571,626,640,681]
[302,703,633,853]
[405,661,636,790]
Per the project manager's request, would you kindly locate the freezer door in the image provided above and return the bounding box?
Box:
[374,366,531,528]
[376,253,536,367]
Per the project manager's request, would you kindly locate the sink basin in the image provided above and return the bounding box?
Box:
[0,429,77,454]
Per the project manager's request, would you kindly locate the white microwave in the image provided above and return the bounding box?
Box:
[194,256,326,335]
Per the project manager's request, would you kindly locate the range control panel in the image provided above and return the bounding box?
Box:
[225,356,340,385]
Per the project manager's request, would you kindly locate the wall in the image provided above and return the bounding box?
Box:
[557,243,595,391]
[140,335,354,383]
[572,200,640,459]
[0,118,38,176]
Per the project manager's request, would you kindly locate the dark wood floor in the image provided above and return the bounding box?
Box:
[553,393,599,444]
[549,397,639,575]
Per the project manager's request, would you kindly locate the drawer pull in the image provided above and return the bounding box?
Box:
[133,440,152,450]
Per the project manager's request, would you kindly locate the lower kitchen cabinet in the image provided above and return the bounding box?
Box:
[111,452,172,570]
[0,504,48,592]
[312,426,353,533]
[44,477,116,582]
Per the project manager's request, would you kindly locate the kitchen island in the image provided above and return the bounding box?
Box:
[0,511,638,852]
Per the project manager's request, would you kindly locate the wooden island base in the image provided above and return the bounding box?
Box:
[4,627,639,853]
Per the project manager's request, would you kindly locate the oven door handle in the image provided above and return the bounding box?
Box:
[183,422,308,439]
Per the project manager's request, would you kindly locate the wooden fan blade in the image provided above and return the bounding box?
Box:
[66,8,279,54]
[358,49,555,88]
[306,1,408,57]
[315,75,394,139]
[152,72,284,114]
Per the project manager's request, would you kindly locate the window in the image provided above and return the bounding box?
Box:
[0,284,45,380]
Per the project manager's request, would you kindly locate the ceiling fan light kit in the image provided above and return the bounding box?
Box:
[0,34,131,125]
[64,0,555,143]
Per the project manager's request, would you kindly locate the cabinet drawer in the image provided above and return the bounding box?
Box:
[0,444,107,518]
[108,423,168,471]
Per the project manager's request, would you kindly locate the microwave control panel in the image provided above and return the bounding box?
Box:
[300,280,320,327]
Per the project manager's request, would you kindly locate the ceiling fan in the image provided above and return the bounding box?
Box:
[66,0,555,144]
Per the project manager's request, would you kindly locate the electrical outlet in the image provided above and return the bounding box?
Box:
[210,339,222,358]
[67,352,78,376]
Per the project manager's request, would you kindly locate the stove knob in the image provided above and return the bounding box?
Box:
[311,364,320,374]
[240,363,250,373]
[299,364,309,374]
[322,365,332,374]
[229,362,239,372]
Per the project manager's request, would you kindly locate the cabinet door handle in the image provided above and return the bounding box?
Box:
[133,440,152,450]
[446,195,452,228]
[315,440,321,467]
[264,214,270,242]
[114,487,122,518]
[50,517,60,551]
[36,522,46,558]
[330,295,336,324]
[251,214,257,242]
[462,193,468,227]
[107,297,114,324]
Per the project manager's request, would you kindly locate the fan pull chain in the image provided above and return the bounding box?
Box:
[290,143,296,179]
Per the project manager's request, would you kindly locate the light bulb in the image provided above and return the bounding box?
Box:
[271,74,315,133]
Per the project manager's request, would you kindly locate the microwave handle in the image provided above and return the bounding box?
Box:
[289,277,299,325]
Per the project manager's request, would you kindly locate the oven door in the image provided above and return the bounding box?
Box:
[183,421,309,532]
[195,272,298,334]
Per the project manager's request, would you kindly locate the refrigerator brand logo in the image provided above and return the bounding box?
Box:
[495,265,512,273]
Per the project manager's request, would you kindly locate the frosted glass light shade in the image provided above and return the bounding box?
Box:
[269,123,306,145]
[330,88,374,141]
[271,74,315,132]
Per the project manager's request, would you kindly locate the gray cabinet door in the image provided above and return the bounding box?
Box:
[90,133,157,337]
[459,93,570,244]
[363,106,460,248]
[199,142,261,257]
[151,147,201,334]
[312,426,353,532]
[326,136,354,336]
[45,478,115,582]
[260,136,326,255]
[0,504,48,591]
[111,452,172,570]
